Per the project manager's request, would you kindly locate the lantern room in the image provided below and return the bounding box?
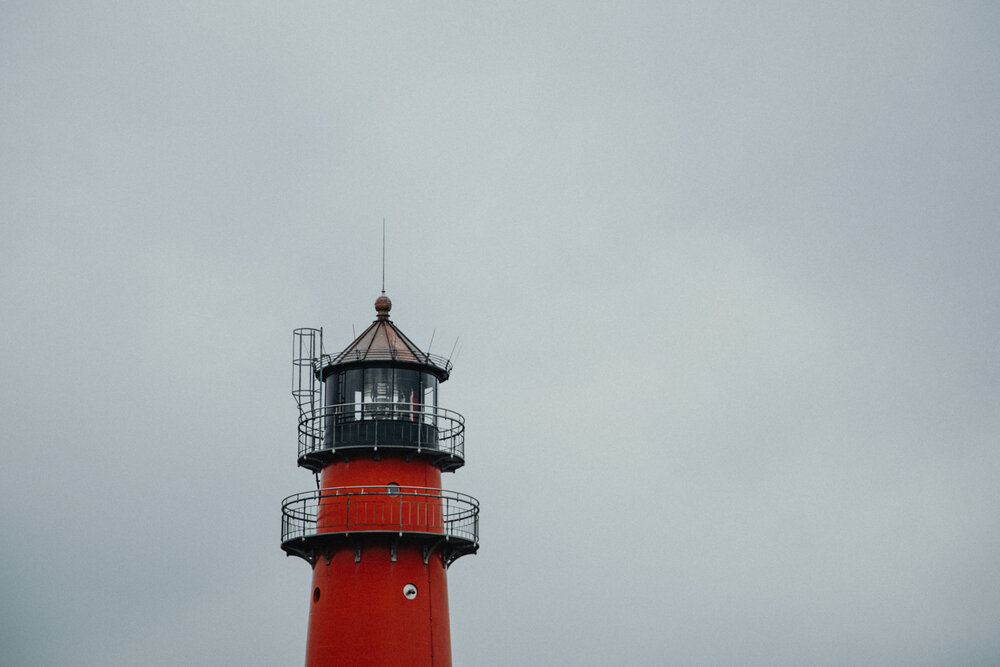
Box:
[292,296,465,472]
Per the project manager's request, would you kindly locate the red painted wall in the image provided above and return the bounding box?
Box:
[319,456,443,489]
[305,541,452,667]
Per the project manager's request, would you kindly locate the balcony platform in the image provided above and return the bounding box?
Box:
[295,403,465,472]
[281,486,479,567]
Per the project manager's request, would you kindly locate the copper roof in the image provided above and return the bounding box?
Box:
[320,296,452,379]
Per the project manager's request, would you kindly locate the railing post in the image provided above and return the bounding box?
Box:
[417,404,423,454]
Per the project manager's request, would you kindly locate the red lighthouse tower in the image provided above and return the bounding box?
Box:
[281,295,478,667]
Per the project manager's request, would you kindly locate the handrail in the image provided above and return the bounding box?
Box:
[296,402,465,462]
[313,350,453,375]
[281,486,479,546]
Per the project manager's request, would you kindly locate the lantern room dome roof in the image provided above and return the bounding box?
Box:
[319,295,452,380]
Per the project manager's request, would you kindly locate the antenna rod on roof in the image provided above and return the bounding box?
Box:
[381,217,386,295]
[426,328,436,356]
[448,336,460,362]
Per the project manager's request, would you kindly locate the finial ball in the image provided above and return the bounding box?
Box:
[375,295,392,315]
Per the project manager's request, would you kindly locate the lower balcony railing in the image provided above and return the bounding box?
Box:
[295,402,465,470]
[281,486,479,563]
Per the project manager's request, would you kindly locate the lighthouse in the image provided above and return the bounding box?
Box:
[281,295,479,666]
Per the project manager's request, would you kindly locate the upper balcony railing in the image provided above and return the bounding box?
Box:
[281,486,479,565]
[296,402,465,471]
[314,351,453,376]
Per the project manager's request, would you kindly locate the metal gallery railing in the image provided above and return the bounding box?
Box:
[315,350,453,376]
[281,486,479,545]
[296,402,465,460]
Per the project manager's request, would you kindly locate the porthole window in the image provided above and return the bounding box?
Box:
[387,483,400,496]
[403,584,417,600]
[313,587,321,603]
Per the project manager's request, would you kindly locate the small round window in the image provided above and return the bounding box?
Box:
[387,483,400,496]
[403,584,417,599]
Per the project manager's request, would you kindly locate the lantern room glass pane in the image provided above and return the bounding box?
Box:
[422,373,438,428]
[325,369,363,420]
[341,369,362,404]
[364,368,393,404]
[422,373,438,408]
[394,370,421,409]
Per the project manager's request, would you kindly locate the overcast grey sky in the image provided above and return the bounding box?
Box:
[2,2,999,666]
